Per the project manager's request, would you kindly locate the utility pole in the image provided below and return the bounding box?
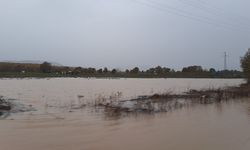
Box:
[224,52,228,70]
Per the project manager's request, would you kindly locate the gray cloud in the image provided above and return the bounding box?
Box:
[0,0,249,70]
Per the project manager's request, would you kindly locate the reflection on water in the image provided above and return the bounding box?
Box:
[0,78,250,150]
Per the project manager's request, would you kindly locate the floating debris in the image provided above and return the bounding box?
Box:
[0,96,11,118]
[0,96,36,119]
[0,98,11,111]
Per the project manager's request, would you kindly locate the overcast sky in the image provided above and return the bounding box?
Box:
[0,0,250,70]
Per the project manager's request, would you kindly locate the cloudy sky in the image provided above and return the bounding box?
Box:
[0,0,250,70]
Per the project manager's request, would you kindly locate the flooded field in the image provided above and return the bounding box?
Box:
[0,78,250,150]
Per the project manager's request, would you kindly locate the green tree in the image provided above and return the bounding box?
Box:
[146,68,155,74]
[241,48,250,83]
[111,69,117,74]
[97,69,103,74]
[155,66,163,75]
[209,68,216,73]
[130,67,139,74]
[162,67,171,74]
[125,69,130,74]
[182,65,203,72]
[87,68,96,74]
[103,67,108,74]
[40,62,52,73]
[72,67,82,75]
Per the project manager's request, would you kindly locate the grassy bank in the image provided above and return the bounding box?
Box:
[0,72,66,78]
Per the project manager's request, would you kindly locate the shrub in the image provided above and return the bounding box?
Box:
[241,49,250,84]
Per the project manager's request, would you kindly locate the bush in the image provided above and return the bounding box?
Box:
[241,49,250,84]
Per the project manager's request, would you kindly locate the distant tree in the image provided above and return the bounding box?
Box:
[125,69,130,74]
[72,67,82,75]
[130,67,139,74]
[209,68,216,73]
[146,68,155,74]
[241,48,250,83]
[87,68,96,74]
[97,69,103,74]
[63,67,71,74]
[182,65,203,72]
[155,66,163,75]
[40,62,52,73]
[182,67,187,72]
[103,67,108,74]
[111,69,117,74]
[209,68,216,77]
[162,67,171,74]
[170,69,175,73]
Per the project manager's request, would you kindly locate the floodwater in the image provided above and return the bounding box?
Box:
[0,78,250,150]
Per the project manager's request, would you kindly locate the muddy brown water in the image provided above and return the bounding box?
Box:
[0,78,250,150]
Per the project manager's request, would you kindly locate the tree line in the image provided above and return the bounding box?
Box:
[0,61,243,78]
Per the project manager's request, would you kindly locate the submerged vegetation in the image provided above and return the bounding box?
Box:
[92,84,250,117]
[1,85,250,119]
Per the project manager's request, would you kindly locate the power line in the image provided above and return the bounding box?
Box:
[146,0,250,30]
[131,0,250,32]
[177,0,250,29]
